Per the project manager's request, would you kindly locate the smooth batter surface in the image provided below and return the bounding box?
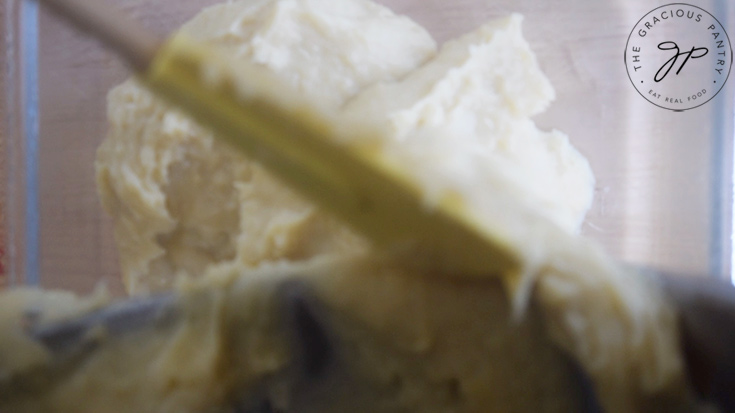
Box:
[0,0,700,411]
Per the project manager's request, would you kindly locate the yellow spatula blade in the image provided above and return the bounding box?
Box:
[143,34,521,278]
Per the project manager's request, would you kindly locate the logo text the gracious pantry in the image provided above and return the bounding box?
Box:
[625,3,732,111]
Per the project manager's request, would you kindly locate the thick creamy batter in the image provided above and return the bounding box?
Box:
[0,0,701,411]
[97,0,438,293]
[97,0,593,294]
[1,258,592,412]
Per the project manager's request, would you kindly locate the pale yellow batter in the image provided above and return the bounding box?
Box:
[97,0,594,295]
[0,257,697,412]
[0,0,702,412]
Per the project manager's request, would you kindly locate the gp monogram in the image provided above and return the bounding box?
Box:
[625,3,732,111]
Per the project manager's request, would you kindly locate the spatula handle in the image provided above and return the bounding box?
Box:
[36,0,160,71]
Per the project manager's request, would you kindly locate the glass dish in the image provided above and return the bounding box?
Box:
[1,0,734,295]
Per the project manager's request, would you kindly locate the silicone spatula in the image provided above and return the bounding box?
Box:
[37,0,521,279]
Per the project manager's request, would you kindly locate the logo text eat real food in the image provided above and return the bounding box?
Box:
[625,3,732,111]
